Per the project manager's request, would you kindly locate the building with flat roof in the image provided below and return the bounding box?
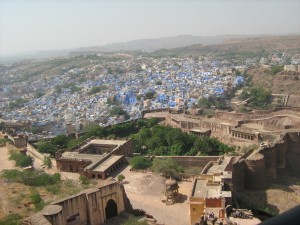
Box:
[189,157,233,225]
[56,138,132,179]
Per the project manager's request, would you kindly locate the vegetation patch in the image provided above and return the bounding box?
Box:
[88,85,108,95]
[239,86,272,109]
[131,125,234,156]
[130,156,152,170]
[0,213,22,225]
[1,169,61,186]
[35,118,159,155]
[9,150,33,168]
[151,158,183,179]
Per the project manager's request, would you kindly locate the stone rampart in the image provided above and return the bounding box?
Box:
[27,181,128,225]
[233,131,300,190]
[155,156,221,168]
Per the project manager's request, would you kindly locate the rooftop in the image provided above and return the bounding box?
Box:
[192,178,231,199]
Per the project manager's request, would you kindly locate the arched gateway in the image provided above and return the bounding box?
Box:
[105,199,118,220]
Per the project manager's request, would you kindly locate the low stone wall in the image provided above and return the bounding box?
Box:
[155,156,221,168]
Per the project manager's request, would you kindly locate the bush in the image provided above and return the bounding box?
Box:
[151,158,183,179]
[130,156,152,170]
[43,157,52,169]
[117,174,125,182]
[79,175,90,185]
[46,184,61,194]
[0,213,22,225]
[9,150,33,168]
[271,65,284,75]
[30,190,46,211]
[1,170,61,186]
[0,169,22,182]
[37,142,57,155]
[88,85,108,95]
[30,191,42,204]
[22,171,61,186]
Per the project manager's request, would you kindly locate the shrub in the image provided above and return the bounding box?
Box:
[46,184,61,194]
[271,65,284,75]
[0,169,22,182]
[0,213,22,225]
[9,150,33,168]
[30,191,42,204]
[30,190,46,211]
[1,170,61,186]
[151,158,183,179]
[43,157,52,169]
[37,142,57,155]
[79,175,90,185]
[130,156,152,170]
[117,174,125,182]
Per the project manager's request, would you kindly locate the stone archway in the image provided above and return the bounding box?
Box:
[105,199,118,220]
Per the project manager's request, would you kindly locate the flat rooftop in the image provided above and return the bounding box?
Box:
[192,178,231,199]
[190,128,211,133]
[205,157,233,175]
[89,139,127,146]
[93,155,123,172]
[60,151,106,170]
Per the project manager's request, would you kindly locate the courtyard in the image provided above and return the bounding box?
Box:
[109,165,193,225]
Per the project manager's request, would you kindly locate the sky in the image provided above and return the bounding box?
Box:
[0,0,300,56]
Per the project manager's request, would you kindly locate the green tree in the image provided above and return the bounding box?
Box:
[110,106,129,119]
[151,158,182,179]
[130,156,152,169]
[117,174,125,182]
[37,142,57,155]
[198,97,212,108]
[240,86,271,109]
[88,85,108,95]
[35,91,44,98]
[51,135,69,148]
[145,91,155,100]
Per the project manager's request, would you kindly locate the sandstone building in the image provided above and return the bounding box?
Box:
[56,139,132,179]
[26,180,132,225]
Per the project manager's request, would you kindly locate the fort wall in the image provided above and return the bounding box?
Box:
[233,131,300,190]
[28,181,127,225]
[155,156,221,168]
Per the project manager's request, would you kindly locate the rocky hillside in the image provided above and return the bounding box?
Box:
[152,35,300,57]
[248,67,300,95]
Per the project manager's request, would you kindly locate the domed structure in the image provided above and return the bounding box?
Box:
[163,178,179,204]
[165,178,178,187]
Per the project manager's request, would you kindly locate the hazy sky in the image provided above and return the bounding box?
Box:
[1,0,300,56]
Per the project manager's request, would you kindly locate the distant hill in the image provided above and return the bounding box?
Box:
[71,34,254,53]
[151,35,300,57]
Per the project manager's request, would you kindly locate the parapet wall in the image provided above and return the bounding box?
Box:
[155,156,221,168]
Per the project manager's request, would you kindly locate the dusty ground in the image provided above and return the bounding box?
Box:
[109,165,193,225]
[237,171,300,216]
[0,145,17,218]
[0,141,85,221]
